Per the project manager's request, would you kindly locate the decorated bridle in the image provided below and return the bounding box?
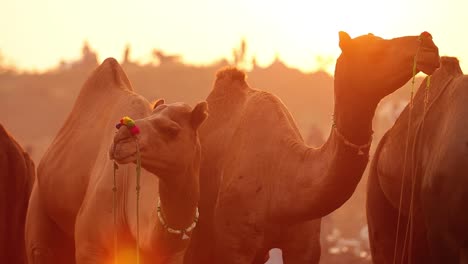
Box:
[112,116,199,264]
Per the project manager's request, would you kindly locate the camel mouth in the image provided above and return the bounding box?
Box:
[113,152,137,164]
[109,139,140,164]
[417,58,440,75]
[417,46,440,75]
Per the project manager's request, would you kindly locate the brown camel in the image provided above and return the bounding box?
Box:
[184,31,440,264]
[367,57,468,263]
[25,58,207,264]
[0,124,35,264]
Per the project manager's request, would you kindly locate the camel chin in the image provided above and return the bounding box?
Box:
[112,152,137,165]
[110,139,138,163]
[417,47,441,75]
[417,56,441,75]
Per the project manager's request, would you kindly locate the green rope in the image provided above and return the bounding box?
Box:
[113,116,142,264]
[392,38,420,264]
[135,140,141,264]
[112,140,142,264]
[393,36,433,264]
[113,162,119,264]
[424,76,431,113]
[409,45,420,109]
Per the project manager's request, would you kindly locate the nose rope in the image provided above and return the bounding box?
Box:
[113,116,141,264]
[393,32,433,264]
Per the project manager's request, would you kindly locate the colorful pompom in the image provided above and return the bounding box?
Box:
[116,116,140,136]
[130,126,140,135]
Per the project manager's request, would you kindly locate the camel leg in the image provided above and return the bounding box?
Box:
[280,220,321,264]
[25,183,75,264]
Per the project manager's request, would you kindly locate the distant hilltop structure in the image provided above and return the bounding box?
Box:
[58,41,98,71]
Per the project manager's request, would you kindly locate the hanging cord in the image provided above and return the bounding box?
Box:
[113,116,141,264]
[392,73,456,264]
[113,161,119,264]
[392,42,420,264]
[405,75,431,262]
[135,140,141,264]
[400,76,431,264]
[392,33,434,264]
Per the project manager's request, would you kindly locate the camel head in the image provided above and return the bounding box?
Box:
[334,31,440,106]
[110,99,208,179]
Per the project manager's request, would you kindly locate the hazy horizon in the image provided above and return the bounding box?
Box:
[2,0,468,75]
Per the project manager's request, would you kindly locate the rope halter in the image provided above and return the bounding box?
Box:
[331,116,373,155]
[157,198,199,240]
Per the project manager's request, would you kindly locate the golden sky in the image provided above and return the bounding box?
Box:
[1,0,467,73]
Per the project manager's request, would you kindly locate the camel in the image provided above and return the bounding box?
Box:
[183,31,440,264]
[0,124,35,264]
[367,57,468,263]
[25,58,208,264]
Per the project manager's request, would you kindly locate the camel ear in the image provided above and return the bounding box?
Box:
[191,101,208,129]
[152,99,165,109]
[339,31,352,52]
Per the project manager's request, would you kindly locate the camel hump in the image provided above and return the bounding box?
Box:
[0,124,7,137]
[213,67,247,91]
[0,124,13,145]
[0,124,9,147]
[440,56,463,75]
[84,57,133,92]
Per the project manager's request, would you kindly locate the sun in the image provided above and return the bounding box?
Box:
[245,0,399,73]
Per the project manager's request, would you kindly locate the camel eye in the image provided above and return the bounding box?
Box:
[159,124,180,138]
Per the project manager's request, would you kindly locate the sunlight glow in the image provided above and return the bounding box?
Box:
[1,0,468,74]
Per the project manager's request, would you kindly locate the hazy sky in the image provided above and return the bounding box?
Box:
[1,0,467,73]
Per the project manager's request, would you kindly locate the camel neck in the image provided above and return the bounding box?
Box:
[157,159,199,232]
[273,90,378,220]
[332,98,376,145]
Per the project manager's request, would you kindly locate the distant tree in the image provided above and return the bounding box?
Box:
[123,44,131,64]
[251,56,258,70]
[80,41,98,68]
[232,38,248,69]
